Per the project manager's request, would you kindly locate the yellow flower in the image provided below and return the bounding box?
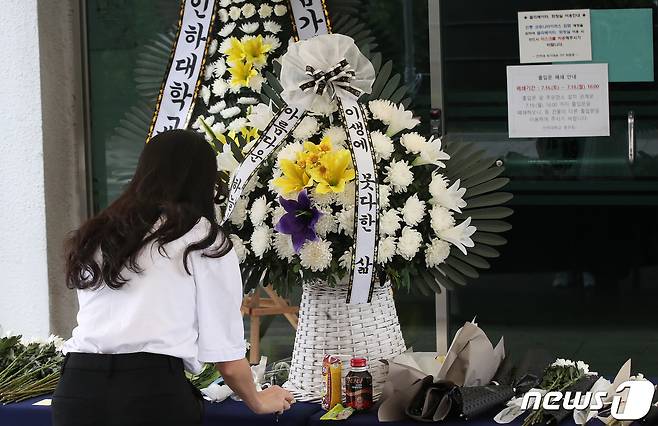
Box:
[273,159,312,194]
[229,60,257,88]
[242,35,272,68]
[298,136,333,170]
[309,149,356,194]
[240,126,260,144]
[225,37,245,65]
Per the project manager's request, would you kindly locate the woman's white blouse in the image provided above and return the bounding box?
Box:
[63,218,246,374]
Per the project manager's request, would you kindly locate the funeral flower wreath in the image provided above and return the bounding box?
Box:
[201,33,512,297]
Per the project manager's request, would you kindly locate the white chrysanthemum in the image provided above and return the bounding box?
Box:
[369,99,395,122]
[211,58,227,78]
[272,205,286,225]
[229,197,249,227]
[425,239,450,268]
[430,205,454,234]
[322,126,347,146]
[221,106,241,119]
[337,206,355,236]
[208,38,219,56]
[299,239,332,272]
[258,3,273,18]
[263,20,282,34]
[219,37,233,54]
[277,141,303,165]
[310,188,335,206]
[237,96,259,105]
[292,116,319,141]
[216,143,239,174]
[219,0,230,5]
[218,8,229,22]
[246,103,273,131]
[385,159,414,193]
[371,130,394,162]
[249,196,270,226]
[273,233,295,260]
[339,248,352,271]
[263,35,281,51]
[437,217,476,255]
[240,22,259,34]
[399,132,426,154]
[396,227,423,260]
[315,210,336,237]
[429,174,467,213]
[228,117,248,132]
[248,73,264,92]
[378,236,396,264]
[250,225,272,258]
[200,85,211,105]
[414,136,450,168]
[212,78,229,97]
[241,3,256,18]
[210,122,227,138]
[379,185,391,209]
[380,209,401,236]
[386,103,420,137]
[274,4,287,16]
[335,181,355,207]
[401,194,426,226]
[232,0,245,3]
[192,114,214,130]
[218,21,236,37]
[229,234,250,263]
[228,6,241,20]
[209,101,227,114]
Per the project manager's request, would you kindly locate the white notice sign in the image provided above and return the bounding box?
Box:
[518,9,592,63]
[507,64,610,138]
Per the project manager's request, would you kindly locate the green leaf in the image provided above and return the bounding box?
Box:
[469,244,501,258]
[389,85,409,104]
[462,167,506,189]
[439,264,467,286]
[470,220,512,233]
[379,73,401,100]
[430,269,456,291]
[472,232,508,246]
[464,178,510,198]
[451,250,491,270]
[369,60,392,99]
[445,257,479,279]
[464,192,513,209]
[456,206,514,220]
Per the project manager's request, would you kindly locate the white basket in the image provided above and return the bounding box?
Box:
[284,280,407,402]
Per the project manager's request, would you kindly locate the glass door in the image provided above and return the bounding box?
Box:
[432,0,658,376]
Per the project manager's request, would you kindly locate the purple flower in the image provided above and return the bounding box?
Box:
[275,189,322,252]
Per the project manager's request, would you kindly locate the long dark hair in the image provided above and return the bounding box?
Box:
[66,129,232,290]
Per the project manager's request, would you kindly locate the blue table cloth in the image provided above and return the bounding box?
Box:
[0,395,322,426]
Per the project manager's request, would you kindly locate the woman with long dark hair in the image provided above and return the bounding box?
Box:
[53,129,293,425]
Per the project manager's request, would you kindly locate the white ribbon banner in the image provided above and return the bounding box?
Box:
[148,0,216,139]
[289,0,330,40]
[337,96,379,304]
[221,106,304,223]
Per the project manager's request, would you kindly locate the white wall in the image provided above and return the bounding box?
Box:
[0,0,50,337]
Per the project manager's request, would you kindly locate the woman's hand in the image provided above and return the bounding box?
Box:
[252,385,295,414]
[215,358,295,415]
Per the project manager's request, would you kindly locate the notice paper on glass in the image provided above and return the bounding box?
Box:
[518,9,592,63]
[507,63,609,138]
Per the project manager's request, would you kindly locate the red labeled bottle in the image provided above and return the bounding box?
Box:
[344,357,373,411]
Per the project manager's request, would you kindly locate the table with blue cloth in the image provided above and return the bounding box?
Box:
[0,396,638,426]
[0,396,322,426]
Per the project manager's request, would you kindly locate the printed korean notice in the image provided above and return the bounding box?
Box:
[518,9,592,63]
[507,63,610,138]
